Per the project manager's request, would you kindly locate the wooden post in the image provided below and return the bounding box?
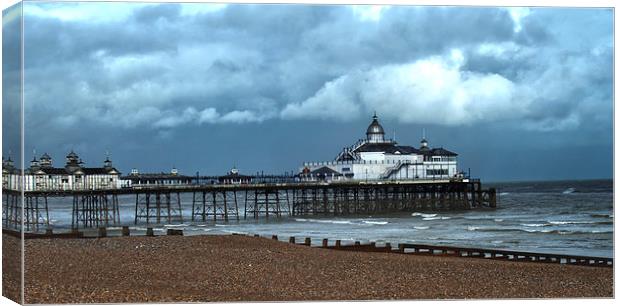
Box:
[398,244,405,253]
[335,240,341,247]
[289,236,295,244]
[98,227,107,238]
[322,238,328,247]
[272,235,278,240]
[146,227,154,236]
[122,226,130,236]
[304,237,311,246]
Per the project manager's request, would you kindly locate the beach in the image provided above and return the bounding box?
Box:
[2,233,613,303]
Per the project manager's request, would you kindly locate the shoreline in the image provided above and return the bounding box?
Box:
[3,233,614,303]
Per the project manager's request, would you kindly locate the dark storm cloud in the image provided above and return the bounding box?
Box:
[14,3,613,179]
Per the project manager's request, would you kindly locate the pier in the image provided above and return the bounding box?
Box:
[2,179,496,231]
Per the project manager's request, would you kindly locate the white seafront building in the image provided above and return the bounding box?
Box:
[299,114,461,182]
[2,151,121,191]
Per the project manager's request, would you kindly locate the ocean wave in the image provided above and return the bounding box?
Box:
[423,216,451,221]
[412,212,437,218]
[499,192,510,196]
[363,221,388,225]
[294,218,352,225]
[164,223,189,227]
[521,223,550,227]
[467,227,612,235]
[548,220,613,225]
[413,226,429,230]
[562,187,576,194]
[494,219,504,222]
[590,214,613,218]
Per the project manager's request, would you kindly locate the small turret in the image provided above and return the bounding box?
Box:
[40,153,53,168]
[420,138,429,149]
[30,155,40,172]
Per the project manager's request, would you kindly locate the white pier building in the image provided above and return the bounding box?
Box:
[299,114,460,182]
[2,151,121,191]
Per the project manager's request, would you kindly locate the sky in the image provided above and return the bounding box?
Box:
[2,2,614,181]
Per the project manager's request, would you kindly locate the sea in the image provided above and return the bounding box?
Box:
[43,179,613,258]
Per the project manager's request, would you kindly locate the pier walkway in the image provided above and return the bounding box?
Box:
[2,179,496,231]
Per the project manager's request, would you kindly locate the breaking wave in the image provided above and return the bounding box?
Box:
[412,212,437,218]
[562,187,576,194]
[363,221,388,225]
[422,216,452,221]
[294,218,353,225]
[467,227,612,235]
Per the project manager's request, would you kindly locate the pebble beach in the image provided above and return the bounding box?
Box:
[2,233,613,303]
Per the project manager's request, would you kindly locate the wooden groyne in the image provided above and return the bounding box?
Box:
[2,179,496,231]
[3,228,610,268]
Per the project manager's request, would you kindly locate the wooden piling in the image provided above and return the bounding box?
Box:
[97,227,107,238]
[304,237,311,246]
[322,238,328,247]
[146,227,154,236]
[289,237,295,244]
[122,226,130,236]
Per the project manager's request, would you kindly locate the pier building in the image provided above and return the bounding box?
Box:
[120,167,193,188]
[2,151,121,191]
[300,114,460,181]
[218,167,254,185]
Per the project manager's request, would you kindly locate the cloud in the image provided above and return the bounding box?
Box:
[282,49,522,126]
[18,3,612,137]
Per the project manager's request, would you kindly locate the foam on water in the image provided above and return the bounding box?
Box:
[422,216,451,221]
[412,212,437,218]
[363,221,388,225]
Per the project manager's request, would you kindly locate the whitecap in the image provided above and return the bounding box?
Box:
[494,219,504,222]
[412,212,437,218]
[413,226,429,230]
[423,216,451,221]
[467,226,480,231]
[521,223,549,227]
[548,220,591,225]
[499,192,510,196]
[562,187,576,194]
[363,221,388,225]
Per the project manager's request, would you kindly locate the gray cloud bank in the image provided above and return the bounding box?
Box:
[20,4,612,135]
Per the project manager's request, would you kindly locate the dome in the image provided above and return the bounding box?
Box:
[366,114,385,136]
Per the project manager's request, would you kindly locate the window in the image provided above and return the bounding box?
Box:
[62,178,68,183]
[426,169,448,176]
[342,167,351,172]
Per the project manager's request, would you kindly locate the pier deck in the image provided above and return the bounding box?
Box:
[2,179,496,231]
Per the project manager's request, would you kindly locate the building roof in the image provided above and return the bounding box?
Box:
[352,142,457,157]
[219,172,254,180]
[354,142,418,155]
[426,148,458,157]
[121,173,193,180]
[309,166,342,176]
[26,167,121,175]
[366,114,385,135]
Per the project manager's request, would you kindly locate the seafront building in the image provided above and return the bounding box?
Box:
[299,114,460,181]
[2,114,462,190]
[119,167,193,188]
[2,151,121,191]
